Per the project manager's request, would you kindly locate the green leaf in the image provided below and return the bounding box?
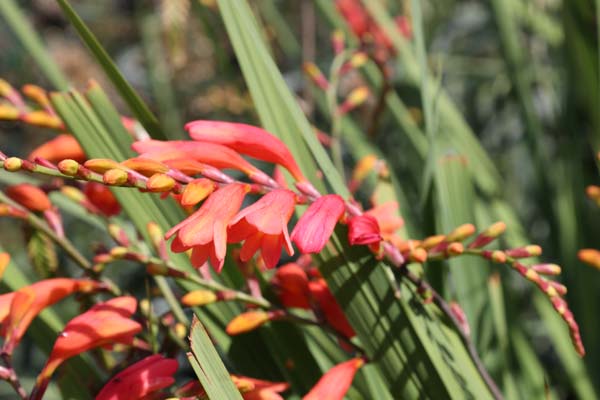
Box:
[27,229,58,279]
[54,0,165,140]
[188,315,243,400]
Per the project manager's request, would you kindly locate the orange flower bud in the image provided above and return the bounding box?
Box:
[103,169,128,186]
[85,158,122,174]
[181,290,217,306]
[408,247,428,263]
[490,250,507,263]
[0,253,9,281]
[6,183,51,212]
[578,248,600,270]
[0,104,19,120]
[22,84,50,108]
[3,157,23,172]
[120,157,169,177]
[22,111,62,129]
[180,178,217,207]
[446,242,464,256]
[57,159,80,176]
[146,173,176,192]
[226,310,272,335]
[446,223,476,242]
[420,235,446,250]
[586,185,600,202]
[83,182,121,217]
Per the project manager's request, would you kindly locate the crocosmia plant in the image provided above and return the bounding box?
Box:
[0,0,597,399]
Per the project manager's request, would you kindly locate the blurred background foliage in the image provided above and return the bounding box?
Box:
[1,0,600,399]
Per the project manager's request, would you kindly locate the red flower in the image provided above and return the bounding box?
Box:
[83,182,121,217]
[308,279,355,339]
[228,189,296,269]
[291,195,345,254]
[28,134,86,163]
[33,297,142,400]
[6,183,51,212]
[95,354,178,400]
[347,214,382,245]
[303,358,364,400]
[0,278,105,355]
[186,120,306,182]
[272,263,311,309]
[176,375,289,400]
[165,183,249,272]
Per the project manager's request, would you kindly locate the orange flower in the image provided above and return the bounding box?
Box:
[0,278,105,355]
[28,134,86,163]
[83,182,121,217]
[347,214,382,246]
[6,183,51,212]
[176,375,289,399]
[228,189,296,269]
[308,279,355,338]
[365,201,404,240]
[32,296,142,400]
[272,263,311,309]
[303,358,364,400]
[132,140,274,185]
[95,354,178,400]
[166,183,249,272]
[291,195,345,254]
[186,120,306,182]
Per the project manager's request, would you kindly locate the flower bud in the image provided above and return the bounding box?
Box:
[146,173,176,192]
[420,235,445,250]
[446,242,464,256]
[446,223,476,242]
[103,169,128,186]
[120,158,169,176]
[531,263,561,276]
[22,111,62,129]
[408,247,428,263]
[3,157,22,171]
[468,221,506,249]
[181,290,217,307]
[0,104,19,120]
[505,245,542,259]
[578,249,600,270]
[180,178,217,206]
[331,29,345,54]
[6,183,51,212]
[226,310,281,335]
[338,86,369,115]
[85,158,122,174]
[303,62,329,91]
[58,159,80,176]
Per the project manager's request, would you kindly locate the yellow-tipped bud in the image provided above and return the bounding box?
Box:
[174,322,187,339]
[420,235,446,250]
[447,242,464,256]
[121,157,169,177]
[85,158,122,174]
[22,111,62,129]
[22,84,50,108]
[58,159,80,176]
[60,186,86,202]
[146,173,176,192]
[181,290,218,307]
[0,104,19,120]
[349,52,368,68]
[331,29,345,54]
[103,169,128,186]
[490,250,507,264]
[338,86,370,115]
[181,178,217,207]
[505,245,542,259]
[3,157,22,171]
[302,62,329,90]
[226,310,271,335]
[483,221,506,237]
[446,223,476,242]
[532,263,561,275]
[139,299,151,315]
[109,246,128,258]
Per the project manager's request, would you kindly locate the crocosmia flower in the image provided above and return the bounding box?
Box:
[291,194,345,254]
[33,296,142,400]
[83,182,121,217]
[308,279,355,339]
[347,214,382,245]
[166,183,249,272]
[303,358,364,400]
[95,354,178,400]
[185,120,306,182]
[228,189,296,269]
[272,263,311,309]
[0,278,105,355]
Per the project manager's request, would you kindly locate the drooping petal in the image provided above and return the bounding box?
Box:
[95,354,178,400]
[272,263,311,309]
[308,279,355,338]
[291,195,345,254]
[303,358,364,400]
[185,120,306,182]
